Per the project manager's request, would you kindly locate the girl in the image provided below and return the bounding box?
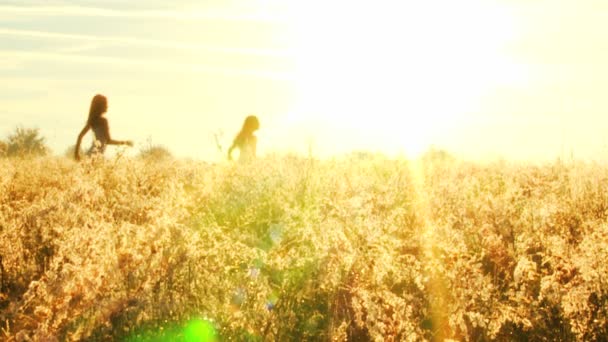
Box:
[74,94,133,161]
[228,115,260,162]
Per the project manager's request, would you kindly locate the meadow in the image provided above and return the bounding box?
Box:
[0,152,607,341]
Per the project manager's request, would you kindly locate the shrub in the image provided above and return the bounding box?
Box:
[1,155,607,340]
[5,126,50,157]
[64,144,86,160]
[138,144,173,162]
[0,140,6,157]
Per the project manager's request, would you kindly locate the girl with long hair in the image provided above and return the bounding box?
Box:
[228,115,260,162]
[74,94,133,160]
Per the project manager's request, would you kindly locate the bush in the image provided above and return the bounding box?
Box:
[5,127,50,157]
[0,140,6,157]
[421,147,454,164]
[64,144,85,160]
[138,144,173,162]
[1,156,607,340]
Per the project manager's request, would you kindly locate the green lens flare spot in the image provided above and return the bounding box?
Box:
[184,319,217,342]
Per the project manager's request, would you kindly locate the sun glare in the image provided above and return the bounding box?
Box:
[286,0,520,156]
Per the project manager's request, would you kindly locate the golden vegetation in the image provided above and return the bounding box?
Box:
[0,153,607,340]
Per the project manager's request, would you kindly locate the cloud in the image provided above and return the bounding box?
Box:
[0,57,22,70]
[0,28,290,57]
[0,49,293,80]
[0,4,284,23]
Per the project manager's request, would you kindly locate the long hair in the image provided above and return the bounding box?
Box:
[241,115,260,134]
[235,115,259,144]
[87,94,107,125]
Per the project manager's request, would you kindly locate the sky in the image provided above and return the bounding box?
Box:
[1,0,608,161]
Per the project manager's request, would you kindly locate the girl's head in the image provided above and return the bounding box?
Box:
[88,94,108,123]
[241,115,260,134]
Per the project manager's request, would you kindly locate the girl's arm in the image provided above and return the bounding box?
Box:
[228,134,243,160]
[107,139,134,146]
[227,143,236,160]
[102,119,133,146]
[75,124,90,161]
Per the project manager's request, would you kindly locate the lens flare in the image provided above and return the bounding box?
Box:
[184,318,217,342]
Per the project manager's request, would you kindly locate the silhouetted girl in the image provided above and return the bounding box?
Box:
[75,94,133,160]
[228,115,259,162]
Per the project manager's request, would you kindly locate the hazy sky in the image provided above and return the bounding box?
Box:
[1,0,608,161]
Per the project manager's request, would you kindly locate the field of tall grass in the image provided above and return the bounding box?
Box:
[1,152,607,341]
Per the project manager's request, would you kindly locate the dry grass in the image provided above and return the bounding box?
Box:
[0,153,607,341]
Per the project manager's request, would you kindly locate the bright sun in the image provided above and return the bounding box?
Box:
[285,0,520,156]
